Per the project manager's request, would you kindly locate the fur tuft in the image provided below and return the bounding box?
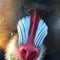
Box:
[5,34,18,60]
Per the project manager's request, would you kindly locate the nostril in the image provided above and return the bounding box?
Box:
[29,51,38,59]
[17,47,27,59]
[22,49,27,54]
[30,51,35,56]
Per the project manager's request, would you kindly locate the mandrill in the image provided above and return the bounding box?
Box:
[5,0,51,60]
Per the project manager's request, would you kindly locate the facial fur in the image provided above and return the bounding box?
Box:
[5,34,45,60]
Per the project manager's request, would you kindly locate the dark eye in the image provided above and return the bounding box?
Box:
[38,10,47,18]
[24,7,34,15]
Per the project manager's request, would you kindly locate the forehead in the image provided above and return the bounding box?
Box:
[22,0,49,10]
[23,3,48,12]
[23,0,51,5]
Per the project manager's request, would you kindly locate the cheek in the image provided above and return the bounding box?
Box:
[36,45,45,60]
[17,16,30,45]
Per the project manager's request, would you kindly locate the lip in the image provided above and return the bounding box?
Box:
[18,57,36,60]
[20,56,36,60]
[19,58,29,60]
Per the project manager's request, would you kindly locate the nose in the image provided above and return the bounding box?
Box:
[17,42,38,60]
[17,10,39,60]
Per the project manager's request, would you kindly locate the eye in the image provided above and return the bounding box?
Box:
[24,7,34,15]
[38,10,47,18]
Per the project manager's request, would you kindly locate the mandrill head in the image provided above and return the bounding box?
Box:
[5,0,50,60]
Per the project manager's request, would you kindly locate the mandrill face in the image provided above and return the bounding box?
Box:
[5,0,49,60]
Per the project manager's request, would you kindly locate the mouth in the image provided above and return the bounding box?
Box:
[17,55,37,60]
[16,54,37,60]
[18,58,35,60]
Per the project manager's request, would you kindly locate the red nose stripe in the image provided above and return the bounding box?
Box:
[28,11,40,45]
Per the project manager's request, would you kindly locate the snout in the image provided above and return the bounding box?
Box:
[17,42,38,60]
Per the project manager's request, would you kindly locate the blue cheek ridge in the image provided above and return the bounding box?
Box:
[17,16,48,48]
